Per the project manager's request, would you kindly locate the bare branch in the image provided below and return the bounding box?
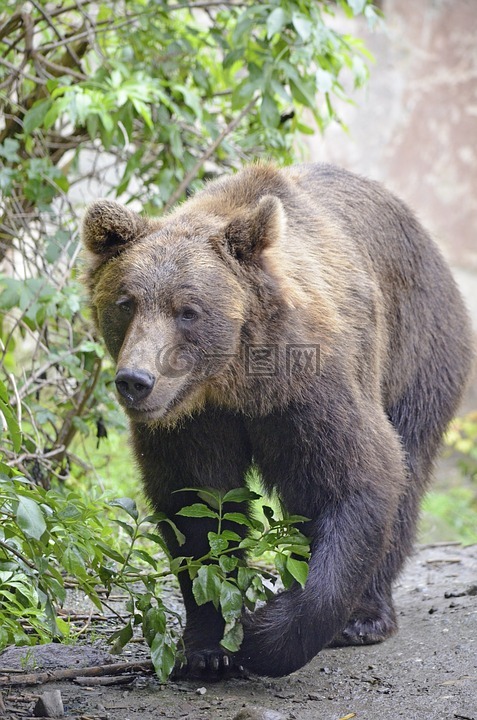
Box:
[163,96,259,212]
[0,661,155,687]
[0,56,46,85]
[168,0,246,9]
[29,0,84,69]
[35,52,87,80]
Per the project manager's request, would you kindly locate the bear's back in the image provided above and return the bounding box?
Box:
[196,163,472,408]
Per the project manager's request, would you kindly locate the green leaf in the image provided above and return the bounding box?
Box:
[78,340,105,358]
[192,565,222,608]
[220,619,244,652]
[23,99,53,134]
[286,557,309,588]
[208,532,229,555]
[222,512,252,527]
[219,555,238,573]
[0,138,20,163]
[231,79,256,111]
[131,548,157,569]
[0,397,21,452]
[150,629,176,682]
[176,86,202,119]
[62,545,86,577]
[266,7,288,38]
[289,77,316,108]
[196,488,222,509]
[109,620,133,654]
[316,68,334,93]
[0,380,8,403]
[221,530,242,543]
[232,11,255,45]
[112,519,134,538]
[236,566,256,590]
[132,99,154,130]
[143,604,166,644]
[274,552,293,588]
[159,519,186,548]
[176,503,218,519]
[282,514,310,524]
[220,580,242,622]
[347,0,367,14]
[110,497,139,520]
[292,12,312,41]
[223,48,243,70]
[260,94,280,129]
[222,488,261,503]
[16,496,46,540]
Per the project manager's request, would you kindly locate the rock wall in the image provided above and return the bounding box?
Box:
[308,0,477,332]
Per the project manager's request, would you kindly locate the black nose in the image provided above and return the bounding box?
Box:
[115,368,155,404]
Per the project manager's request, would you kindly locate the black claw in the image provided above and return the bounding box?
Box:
[172,648,246,680]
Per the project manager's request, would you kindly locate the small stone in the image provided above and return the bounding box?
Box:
[196,686,207,695]
[33,690,64,718]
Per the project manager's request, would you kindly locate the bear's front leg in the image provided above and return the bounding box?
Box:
[165,496,248,680]
[236,482,399,677]
[238,400,407,677]
[130,409,252,679]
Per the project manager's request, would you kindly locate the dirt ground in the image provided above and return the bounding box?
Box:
[1,542,476,720]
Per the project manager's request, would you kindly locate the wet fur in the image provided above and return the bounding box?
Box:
[82,163,473,678]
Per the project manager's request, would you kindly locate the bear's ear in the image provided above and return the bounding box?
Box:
[81,200,149,265]
[224,195,285,263]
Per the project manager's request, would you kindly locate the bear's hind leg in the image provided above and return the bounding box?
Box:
[331,354,470,648]
[328,574,397,647]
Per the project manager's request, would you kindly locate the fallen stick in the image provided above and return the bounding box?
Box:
[0,660,154,687]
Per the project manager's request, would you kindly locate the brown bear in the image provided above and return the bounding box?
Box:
[82,163,473,679]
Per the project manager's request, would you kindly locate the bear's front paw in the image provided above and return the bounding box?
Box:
[171,649,246,681]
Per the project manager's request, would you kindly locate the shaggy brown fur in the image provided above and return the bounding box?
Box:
[82,163,473,678]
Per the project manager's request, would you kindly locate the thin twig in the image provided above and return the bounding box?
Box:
[7,373,22,429]
[35,52,87,80]
[0,539,37,570]
[29,0,83,69]
[0,56,46,85]
[168,0,246,9]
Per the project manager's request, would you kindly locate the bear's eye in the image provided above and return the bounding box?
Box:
[115,297,134,314]
[179,306,199,322]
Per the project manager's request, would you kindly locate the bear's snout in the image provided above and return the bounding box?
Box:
[115,368,155,406]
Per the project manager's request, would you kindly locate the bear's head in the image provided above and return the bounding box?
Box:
[82,194,285,425]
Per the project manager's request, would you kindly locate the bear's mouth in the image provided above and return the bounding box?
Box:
[121,383,193,424]
[125,405,169,423]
